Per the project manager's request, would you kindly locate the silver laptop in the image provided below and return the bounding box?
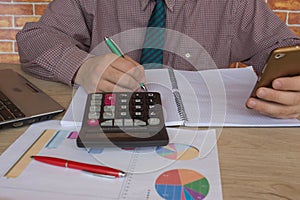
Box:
[0,69,64,128]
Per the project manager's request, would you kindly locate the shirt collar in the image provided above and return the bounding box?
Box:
[141,0,175,12]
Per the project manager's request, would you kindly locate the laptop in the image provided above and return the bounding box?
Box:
[0,69,65,129]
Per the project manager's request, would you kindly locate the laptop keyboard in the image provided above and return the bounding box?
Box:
[0,91,25,122]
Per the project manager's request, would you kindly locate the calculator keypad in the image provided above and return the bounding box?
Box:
[85,92,163,132]
[78,92,169,148]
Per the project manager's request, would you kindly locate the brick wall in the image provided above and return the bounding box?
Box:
[0,0,300,64]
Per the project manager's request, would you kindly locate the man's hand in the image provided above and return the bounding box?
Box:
[246,75,300,119]
[74,54,145,93]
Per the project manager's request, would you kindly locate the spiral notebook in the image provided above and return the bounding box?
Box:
[61,67,300,127]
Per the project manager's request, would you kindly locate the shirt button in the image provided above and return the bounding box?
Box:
[185,53,191,58]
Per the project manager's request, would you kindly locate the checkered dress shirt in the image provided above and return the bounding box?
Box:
[17,0,300,86]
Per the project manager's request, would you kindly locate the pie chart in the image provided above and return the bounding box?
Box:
[155,169,209,200]
[156,143,199,160]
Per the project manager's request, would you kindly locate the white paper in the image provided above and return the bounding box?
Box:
[61,86,87,127]
[0,120,222,200]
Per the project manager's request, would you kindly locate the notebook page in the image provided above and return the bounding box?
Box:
[174,69,226,126]
[176,67,300,127]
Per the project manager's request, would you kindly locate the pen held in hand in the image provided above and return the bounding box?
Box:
[31,155,126,178]
[104,37,124,57]
[104,36,148,92]
[140,83,148,92]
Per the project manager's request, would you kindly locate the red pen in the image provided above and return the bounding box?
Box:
[31,155,126,178]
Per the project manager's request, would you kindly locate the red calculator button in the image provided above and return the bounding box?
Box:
[104,94,116,105]
[87,119,99,126]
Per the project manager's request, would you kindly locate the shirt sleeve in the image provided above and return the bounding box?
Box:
[16,0,92,86]
[230,0,300,74]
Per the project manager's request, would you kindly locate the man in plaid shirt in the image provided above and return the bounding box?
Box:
[17,0,300,119]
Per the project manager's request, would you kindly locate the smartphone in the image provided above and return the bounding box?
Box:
[250,45,300,98]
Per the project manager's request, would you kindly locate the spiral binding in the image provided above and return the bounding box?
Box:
[173,91,188,121]
[168,69,188,121]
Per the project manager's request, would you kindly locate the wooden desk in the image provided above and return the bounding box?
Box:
[0,63,299,199]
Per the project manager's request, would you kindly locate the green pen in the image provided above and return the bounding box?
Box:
[104,37,148,91]
[104,37,124,57]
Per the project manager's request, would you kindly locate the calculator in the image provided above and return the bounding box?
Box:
[77,92,169,148]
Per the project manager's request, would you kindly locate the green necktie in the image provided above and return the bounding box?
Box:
[140,0,166,69]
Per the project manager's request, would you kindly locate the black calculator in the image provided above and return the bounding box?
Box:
[77,92,169,148]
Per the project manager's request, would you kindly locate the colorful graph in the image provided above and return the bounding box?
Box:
[155,169,209,200]
[156,143,199,160]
